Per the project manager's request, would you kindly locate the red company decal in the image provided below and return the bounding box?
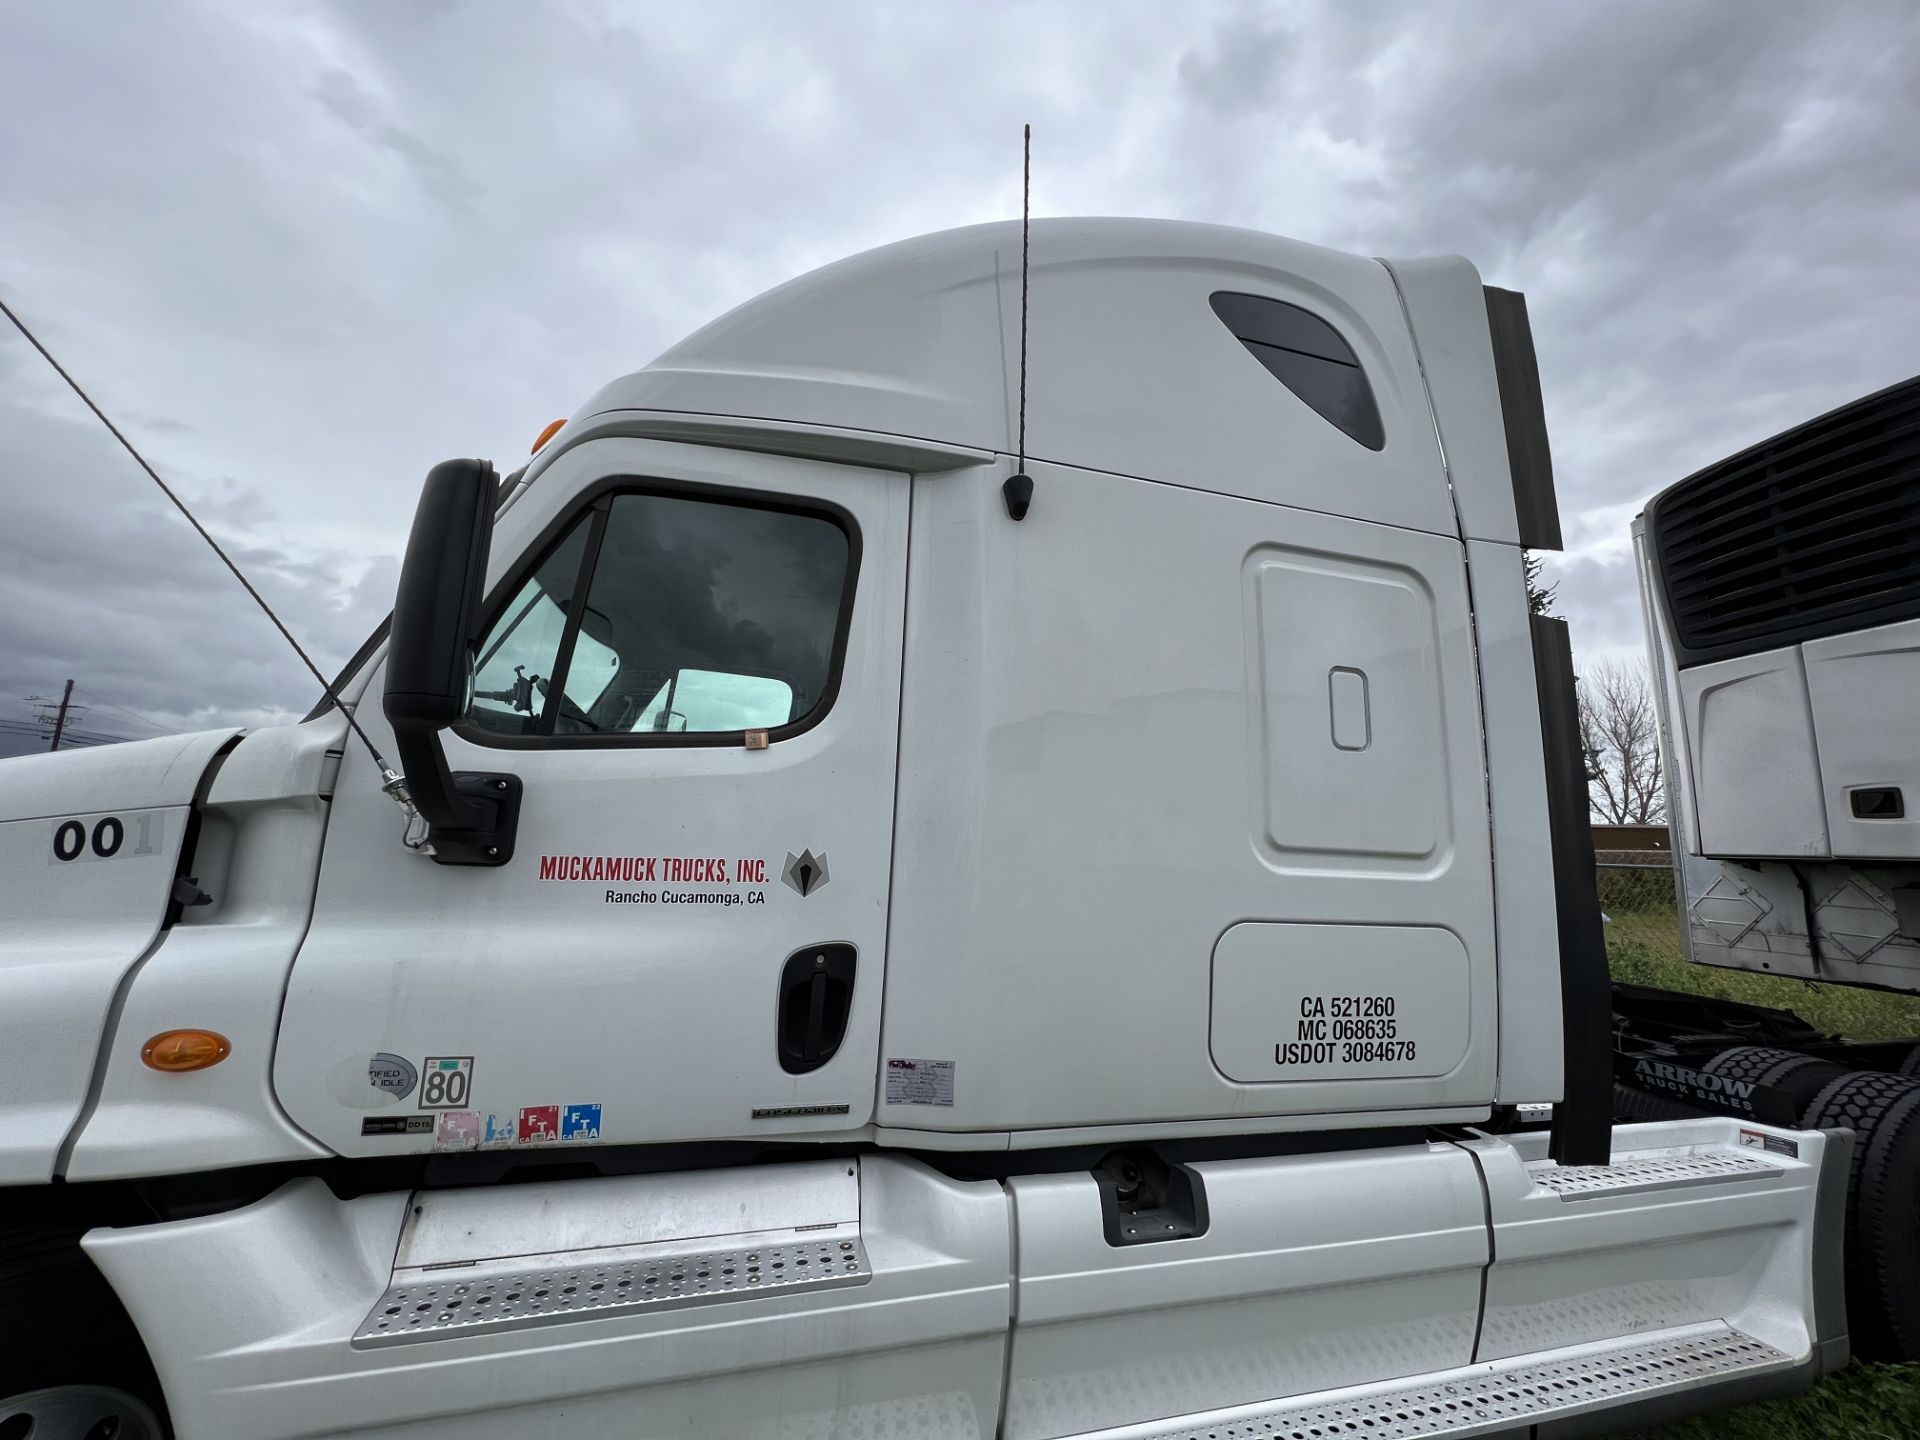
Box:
[536,854,766,884]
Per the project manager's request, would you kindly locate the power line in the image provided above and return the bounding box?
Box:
[0,727,131,746]
[72,685,171,733]
[0,716,134,745]
[8,689,172,735]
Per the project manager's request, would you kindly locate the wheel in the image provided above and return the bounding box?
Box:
[1705,1045,1850,1124]
[1803,1070,1920,1361]
[0,1384,164,1440]
[0,1222,167,1439]
[1897,1045,1920,1079]
[1704,1045,1805,1086]
[1754,1054,1851,1121]
[1612,1082,1704,1121]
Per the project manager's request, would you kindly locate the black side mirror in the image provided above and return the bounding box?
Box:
[384,459,522,866]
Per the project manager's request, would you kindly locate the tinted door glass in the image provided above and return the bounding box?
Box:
[632,669,797,733]
[582,493,848,735]
[467,518,594,734]
[469,489,853,741]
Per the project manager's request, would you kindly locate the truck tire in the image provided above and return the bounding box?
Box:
[0,1222,168,1439]
[1706,1046,1851,1123]
[1612,1082,1703,1121]
[1704,1045,1806,1087]
[1803,1070,1920,1361]
[1897,1045,1920,1079]
[0,1385,163,1440]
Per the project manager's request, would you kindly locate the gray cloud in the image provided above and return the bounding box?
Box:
[2,0,1916,755]
[0,392,389,754]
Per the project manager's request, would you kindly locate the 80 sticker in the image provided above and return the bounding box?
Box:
[418,1056,474,1109]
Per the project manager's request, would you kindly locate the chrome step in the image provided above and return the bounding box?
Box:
[1083,1325,1789,1440]
[1528,1148,1781,1200]
[353,1234,872,1347]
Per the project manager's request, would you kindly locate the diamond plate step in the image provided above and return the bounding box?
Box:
[1094,1325,1788,1440]
[353,1235,872,1347]
[1528,1148,1782,1200]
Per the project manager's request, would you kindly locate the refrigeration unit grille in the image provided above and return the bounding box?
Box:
[1648,374,1920,665]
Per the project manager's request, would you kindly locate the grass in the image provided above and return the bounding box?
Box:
[1620,1362,1920,1439]
[1601,887,1920,1437]
[1598,874,1920,1043]
[1608,933,1920,1042]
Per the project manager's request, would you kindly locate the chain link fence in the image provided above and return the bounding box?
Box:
[1596,845,1920,1041]
[1595,850,1685,967]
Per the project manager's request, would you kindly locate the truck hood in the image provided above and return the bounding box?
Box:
[0,727,241,1183]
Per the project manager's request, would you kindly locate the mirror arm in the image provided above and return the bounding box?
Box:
[390,723,524,866]
[392,727,483,832]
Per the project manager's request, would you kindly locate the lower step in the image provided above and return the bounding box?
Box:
[1072,1324,1792,1440]
[354,1234,873,1346]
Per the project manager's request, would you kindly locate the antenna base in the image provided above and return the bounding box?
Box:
[1003,472,1035,521]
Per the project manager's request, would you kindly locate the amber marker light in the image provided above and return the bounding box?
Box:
[141,1030,231,1072]
[531,417,566,453]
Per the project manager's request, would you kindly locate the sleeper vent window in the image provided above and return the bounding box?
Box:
[1210,292,1384,451]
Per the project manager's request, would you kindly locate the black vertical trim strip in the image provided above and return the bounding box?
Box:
[1531,614,1612,1166]
[1451,1139,1498,1364]
[534,503,611,735]
[1485,287,1562,551]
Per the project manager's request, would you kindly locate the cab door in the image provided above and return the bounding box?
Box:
[273,437,907,1156]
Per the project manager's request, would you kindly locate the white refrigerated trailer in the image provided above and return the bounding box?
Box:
[0,220,1846,1439]
[1612,372,1920,1361]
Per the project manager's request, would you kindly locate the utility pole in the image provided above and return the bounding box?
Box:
[48,678,75,752]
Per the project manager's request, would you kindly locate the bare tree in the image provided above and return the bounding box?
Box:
[1577,658,1665,824]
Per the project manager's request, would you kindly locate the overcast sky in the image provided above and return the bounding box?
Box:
[2,1,1917,755]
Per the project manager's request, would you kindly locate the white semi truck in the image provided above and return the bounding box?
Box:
[1,220,1850,1439]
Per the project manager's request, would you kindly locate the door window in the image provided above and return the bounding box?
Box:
[463,487,854,742]
[467,518,596,735]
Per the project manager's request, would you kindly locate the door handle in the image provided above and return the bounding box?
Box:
[778,944,857,1075]
[805,972,828,1063]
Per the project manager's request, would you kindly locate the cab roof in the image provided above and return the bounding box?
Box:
[567,218,1523,542]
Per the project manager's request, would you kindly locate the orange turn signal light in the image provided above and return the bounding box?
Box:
[531,417,566,454]
[141,1029,231,1072]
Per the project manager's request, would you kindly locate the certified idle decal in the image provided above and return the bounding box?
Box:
[368,1053,417,1101]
